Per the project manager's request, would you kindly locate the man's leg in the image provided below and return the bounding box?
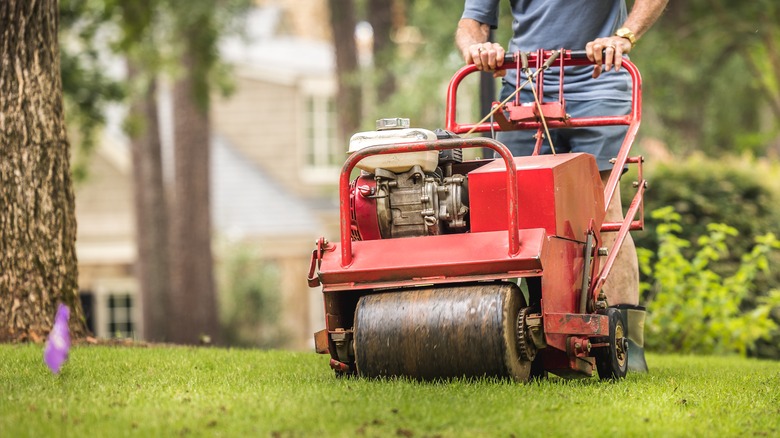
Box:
[600,172,648,372]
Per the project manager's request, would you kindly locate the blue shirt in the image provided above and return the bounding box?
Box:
[462,0,631,101]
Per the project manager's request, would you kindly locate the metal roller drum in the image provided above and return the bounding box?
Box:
[353,282,531,381]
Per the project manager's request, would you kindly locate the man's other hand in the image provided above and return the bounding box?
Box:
[585,36,633,79]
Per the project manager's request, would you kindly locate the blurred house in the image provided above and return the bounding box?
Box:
[76,2,338,349]
[76,138,138,341]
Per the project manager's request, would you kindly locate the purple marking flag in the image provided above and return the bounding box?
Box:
[44,304,71,374]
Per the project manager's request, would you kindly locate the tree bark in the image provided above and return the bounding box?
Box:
[127,63,171,342]
[328,0,362,138]
[368,0,398,102]
[168,45,220,345]
[0,0,86,341]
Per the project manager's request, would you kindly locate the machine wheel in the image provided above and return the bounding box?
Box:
[353,283,532,381]
[594,308,628,380]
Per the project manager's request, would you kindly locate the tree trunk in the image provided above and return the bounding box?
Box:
[368,0,398,102]
[328,0,362,138]
[0,0,86,341]
[127,63,171,342]
[168,46,220,345]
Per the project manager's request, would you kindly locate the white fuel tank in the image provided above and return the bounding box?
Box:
[348,118,438,173]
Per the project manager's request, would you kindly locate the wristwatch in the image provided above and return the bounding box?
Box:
[614,27,637,46]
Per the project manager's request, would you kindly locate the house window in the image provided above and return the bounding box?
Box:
[302,94,342,182]
[107,294,135,338]
[79,291,96,335]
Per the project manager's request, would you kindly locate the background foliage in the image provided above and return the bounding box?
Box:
[629,157,780,358]
[60,0,124,181]
[217,243,286,348]
[59,0,249,181]
[638,207,780,356]
[637,0,780,157]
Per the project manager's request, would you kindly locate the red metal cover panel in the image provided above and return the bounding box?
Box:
[538,236,586,353]
[467,153,605,242]
[318,228,547,287]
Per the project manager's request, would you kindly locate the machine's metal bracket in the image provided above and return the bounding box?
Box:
[314,329,329,354]
[330,328,354,364]
[308,237,334,287]
[526,313,546,349]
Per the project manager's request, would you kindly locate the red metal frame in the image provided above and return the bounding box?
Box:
[310,49,648,378]
[320,228,547,292]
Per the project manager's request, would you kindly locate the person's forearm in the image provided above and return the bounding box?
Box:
[622,0,669,41]
[456,18,490,60]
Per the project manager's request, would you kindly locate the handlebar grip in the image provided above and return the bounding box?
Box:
[571,49,617,60]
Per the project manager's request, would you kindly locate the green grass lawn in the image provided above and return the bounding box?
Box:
[1,344,779,437]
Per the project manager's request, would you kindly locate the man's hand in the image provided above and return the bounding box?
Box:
[464,42,507,78]
[585,36,633,79]
[456,18,507,78]
[586,0,669,78]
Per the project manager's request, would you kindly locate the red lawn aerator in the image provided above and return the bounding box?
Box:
[308,49,646,381]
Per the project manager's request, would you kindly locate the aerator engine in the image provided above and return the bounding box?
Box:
[349,119,470,240]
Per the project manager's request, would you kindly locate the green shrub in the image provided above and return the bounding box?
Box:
[638,207,780,356]
[217,243,287,348]
[627,154,780,358]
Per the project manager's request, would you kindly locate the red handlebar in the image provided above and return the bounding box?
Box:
[444,49,642,136]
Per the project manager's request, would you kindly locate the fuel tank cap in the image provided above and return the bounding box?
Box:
[376,118,410,130]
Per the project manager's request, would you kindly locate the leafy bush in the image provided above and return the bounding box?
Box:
[627,154,780,358]
[638,207,780,356]
[217,243,287,348]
